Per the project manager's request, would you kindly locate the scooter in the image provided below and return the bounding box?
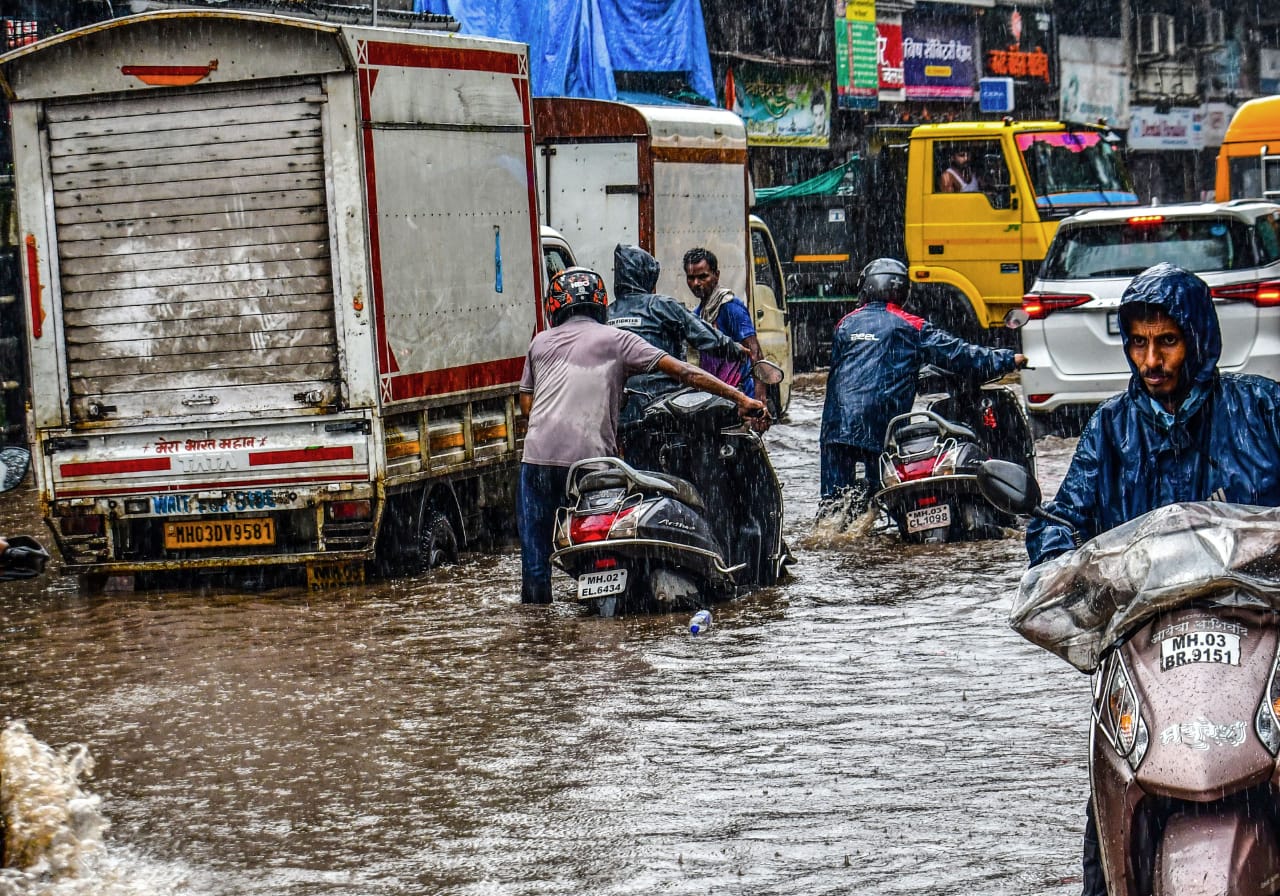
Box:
[550,362,788,616]
[979,459,1280,896]
[874,364,1035,543]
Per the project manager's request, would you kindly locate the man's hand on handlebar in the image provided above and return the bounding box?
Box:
[738,396,773,432]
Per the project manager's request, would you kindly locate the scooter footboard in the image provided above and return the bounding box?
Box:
[1155,808,1280,896]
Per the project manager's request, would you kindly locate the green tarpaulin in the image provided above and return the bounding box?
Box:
[754,159,862,205]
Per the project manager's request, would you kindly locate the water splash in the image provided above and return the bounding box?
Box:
[0,721,105,881]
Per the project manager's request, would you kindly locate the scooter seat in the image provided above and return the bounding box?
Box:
[577,467,706,513]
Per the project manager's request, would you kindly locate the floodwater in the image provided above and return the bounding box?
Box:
[0,378,1091,896]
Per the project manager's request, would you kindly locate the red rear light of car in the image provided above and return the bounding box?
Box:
[1027,394,1054,405]
[1022,293,1091,320]
[1126,214,1165,226]
[1210,280,1280,308]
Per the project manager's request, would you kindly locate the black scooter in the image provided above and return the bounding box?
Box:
[550,362,787,616]
[874,364,1036,543]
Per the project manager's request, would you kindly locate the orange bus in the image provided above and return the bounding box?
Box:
[1215,95,1280,201]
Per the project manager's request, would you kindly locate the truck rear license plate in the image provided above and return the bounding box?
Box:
[164,518,276,549]
[906,505,950,533]
[578,568,628,600]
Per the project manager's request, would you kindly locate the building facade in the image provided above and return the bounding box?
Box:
[701,0,1280,202]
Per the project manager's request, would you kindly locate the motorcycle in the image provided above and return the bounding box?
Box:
[873,364,1036,543]
[0,446,49,581]
[979,459,1280,896]
[550,362,788,616]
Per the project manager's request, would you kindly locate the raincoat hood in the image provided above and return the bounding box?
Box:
[1119,263,1221,390]
[613,244,660,298]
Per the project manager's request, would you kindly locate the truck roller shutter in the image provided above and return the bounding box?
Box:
[46,80,339,423]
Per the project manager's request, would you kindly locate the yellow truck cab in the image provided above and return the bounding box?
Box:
[905,120,1138,340]
[1214,96,1280,201]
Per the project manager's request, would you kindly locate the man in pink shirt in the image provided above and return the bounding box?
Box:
[517,267,766,604]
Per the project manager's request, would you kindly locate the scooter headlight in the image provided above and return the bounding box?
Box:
[1103,659,1149,769]
[1255,649,1280,755]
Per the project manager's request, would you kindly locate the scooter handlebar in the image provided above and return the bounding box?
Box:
[0,535,50,580]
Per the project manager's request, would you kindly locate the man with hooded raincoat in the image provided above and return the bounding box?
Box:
[1028,262,1280,567]
[1026,262,1280,896]
[607,244,746,423]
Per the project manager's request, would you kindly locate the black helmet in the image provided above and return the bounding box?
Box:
[546,267,609,327]
[857,257,910,305]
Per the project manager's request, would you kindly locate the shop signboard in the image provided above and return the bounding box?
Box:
[902,13,977,101]
[1059,35,1129,128]
[1128,106,1204,151]
[878,21,904,90]
[981,7,1053,88]
[1261,48,1280,95]
[835,0,879,110]
[733,62,832,147]
[980,77,1014,113]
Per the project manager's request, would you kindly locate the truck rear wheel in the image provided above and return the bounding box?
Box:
[417,510,459,570]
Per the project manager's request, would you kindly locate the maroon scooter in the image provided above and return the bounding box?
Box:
[979,460,1280,896]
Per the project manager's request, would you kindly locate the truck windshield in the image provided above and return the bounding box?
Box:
[1015,131,1138,214]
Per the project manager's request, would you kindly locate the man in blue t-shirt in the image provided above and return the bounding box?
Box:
[683,247,761,398]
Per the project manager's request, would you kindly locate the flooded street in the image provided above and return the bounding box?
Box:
[0,378,1091,896]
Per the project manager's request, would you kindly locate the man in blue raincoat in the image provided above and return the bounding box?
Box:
[1027,262,1280,896]
[608,244,748,423]
[819,257,1024,516]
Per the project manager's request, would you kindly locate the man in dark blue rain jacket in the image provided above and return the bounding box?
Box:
[819,257,1024,515]
[608,244,748,423]
[1026,262,1280,896]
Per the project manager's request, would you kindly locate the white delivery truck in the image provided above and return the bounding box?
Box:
[532,98,792,412]
[0,10,544,586]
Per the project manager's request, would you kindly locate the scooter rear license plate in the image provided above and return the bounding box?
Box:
[578,568,628,600]
[906,504,951,533]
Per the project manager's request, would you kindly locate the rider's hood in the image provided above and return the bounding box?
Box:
[614,244,660,298]
[1119,263,1221,390]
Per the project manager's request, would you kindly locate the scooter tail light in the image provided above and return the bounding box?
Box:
[1105,660,1148,769]
[1255,652,1280,755]
[568,505,640,543]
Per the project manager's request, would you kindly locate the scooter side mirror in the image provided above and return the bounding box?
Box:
[1003,308,1030,330]
[0,447,31,494]
[977,459,1042,515]
[751,359,785,386]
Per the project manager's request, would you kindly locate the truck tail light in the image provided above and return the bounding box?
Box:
[1022,293,1090,320]
[1210,280,1280,308]
[326,500,372,522]
[60,515,104,536]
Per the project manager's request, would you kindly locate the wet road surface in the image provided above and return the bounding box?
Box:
[0,378,1091,895]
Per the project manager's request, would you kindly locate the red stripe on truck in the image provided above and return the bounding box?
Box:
[249,446,355,467]
[61,457,171,478]
[363,42,524,75]
[386,357,524,401]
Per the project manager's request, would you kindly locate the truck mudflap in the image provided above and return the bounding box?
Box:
[40,418,378,573]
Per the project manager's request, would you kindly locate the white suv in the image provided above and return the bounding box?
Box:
[1020,199,1280,423]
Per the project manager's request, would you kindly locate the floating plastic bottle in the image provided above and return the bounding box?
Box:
[689,609,712,635]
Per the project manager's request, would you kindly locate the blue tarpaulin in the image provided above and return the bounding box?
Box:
[413,0,714,102]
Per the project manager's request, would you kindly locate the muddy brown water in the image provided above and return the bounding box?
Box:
[0,378,1091,895]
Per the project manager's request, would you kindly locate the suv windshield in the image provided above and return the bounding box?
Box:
[1016,131,1139,214]
[1041,216,1257,280]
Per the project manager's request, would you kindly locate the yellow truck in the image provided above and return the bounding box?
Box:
[1214,95,1280,201]
[755,120,1140,364]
